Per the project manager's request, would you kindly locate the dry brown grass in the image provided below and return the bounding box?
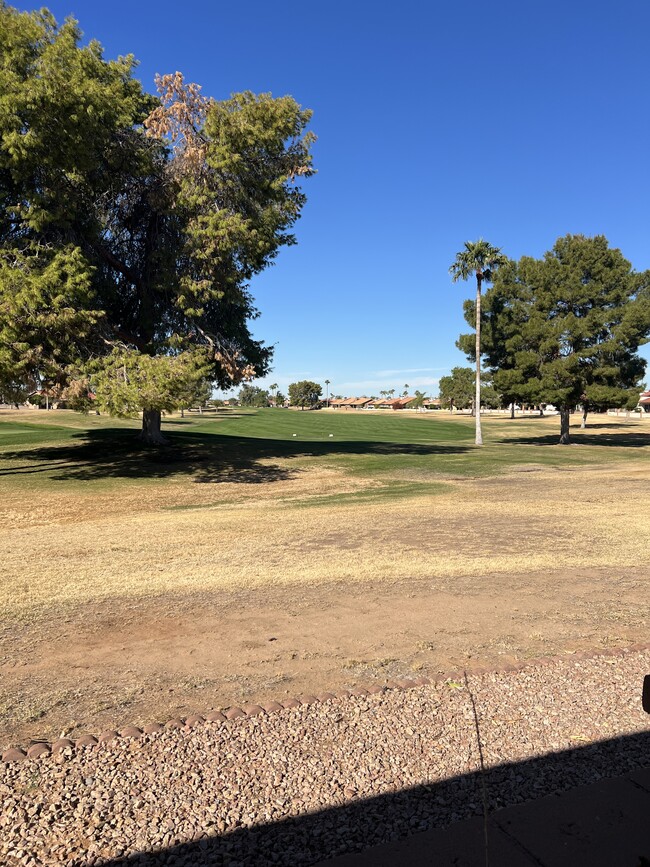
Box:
[3,410,649,747]
[2,459,647,621]
[0,464,377,529]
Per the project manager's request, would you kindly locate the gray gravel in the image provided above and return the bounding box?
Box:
[1,649,649,866]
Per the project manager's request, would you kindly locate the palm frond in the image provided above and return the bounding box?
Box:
[449,239,507,282]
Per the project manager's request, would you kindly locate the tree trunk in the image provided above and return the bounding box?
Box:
[581,407,588,429]
[539,406,544,416]
[139,409,169,445]
[559,408,571,444]
[474,275,483,445]
[510,403,515,419]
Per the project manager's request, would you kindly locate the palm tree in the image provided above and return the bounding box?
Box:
[269,383,278,406]
[403,383,409,397]
[324,379,330,408]
[449,239,507,446]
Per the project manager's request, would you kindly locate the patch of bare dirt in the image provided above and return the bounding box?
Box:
[1,566,647,749]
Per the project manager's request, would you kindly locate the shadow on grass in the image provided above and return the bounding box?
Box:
[484,415,645,429]
[0,428,472,484]
[502,430,650,448]
[164,412,254,425]
[576,421,648,429]
[100,729,650,866]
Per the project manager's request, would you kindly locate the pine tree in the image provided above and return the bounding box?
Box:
[459,235,650,443]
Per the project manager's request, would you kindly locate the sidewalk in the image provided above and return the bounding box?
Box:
[317,767,650,867]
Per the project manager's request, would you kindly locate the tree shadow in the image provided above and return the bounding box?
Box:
[486,413,549,421]
[501,431,650,447]
[0,428,472,484]
[579,421,647,428]
[486,416,644,429]
[100,729,650,866]
[164,413,254,424]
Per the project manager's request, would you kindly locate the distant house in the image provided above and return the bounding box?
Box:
[639,390,650,410]
[332,396,373,409]
[373,398,406,410]
[394,396,442,410]
[325,395,442,411]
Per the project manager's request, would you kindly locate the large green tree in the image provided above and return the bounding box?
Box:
[0,5,314,443]
[449,240,507,445]
[238,384,270,407]
[438,367,500,412]
[288,380,321,409]
[460,235,650,443]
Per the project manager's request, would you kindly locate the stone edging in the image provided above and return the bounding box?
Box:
[3,642,649,763]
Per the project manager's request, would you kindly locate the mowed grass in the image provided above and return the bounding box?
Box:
[2,406,645,489]
[0,408,648,621]
[188,408,649,479]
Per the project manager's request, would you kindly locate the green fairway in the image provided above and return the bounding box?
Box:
[189,409,473,443]
[0,408,647,507]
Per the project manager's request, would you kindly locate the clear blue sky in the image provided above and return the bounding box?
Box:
[32,0,650,397]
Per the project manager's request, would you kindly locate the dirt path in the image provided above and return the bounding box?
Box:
[1,565,646,748]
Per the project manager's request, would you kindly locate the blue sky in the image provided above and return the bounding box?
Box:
[33,0,650,397]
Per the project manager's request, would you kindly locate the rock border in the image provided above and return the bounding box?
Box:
[3,642,649,763]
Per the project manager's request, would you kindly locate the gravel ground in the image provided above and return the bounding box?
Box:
[2,648,649,866]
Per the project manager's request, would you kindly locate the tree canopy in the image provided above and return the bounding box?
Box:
[288,380,321,409]
[438,367,499,411]
[458,235,650,442]
[0,5,315,442]
[238,384,270,407]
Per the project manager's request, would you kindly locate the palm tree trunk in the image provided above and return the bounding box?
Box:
[475,275,483,446]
